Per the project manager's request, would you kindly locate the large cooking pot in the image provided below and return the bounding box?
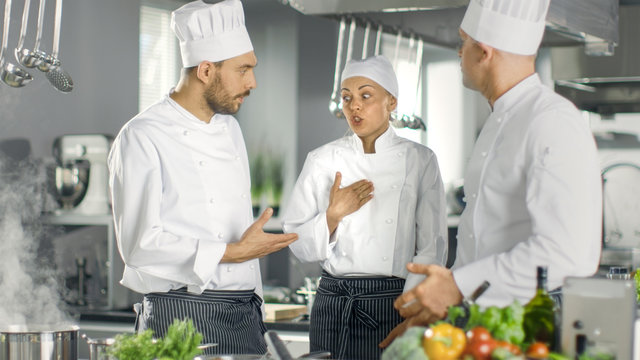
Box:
[0,325,79,360]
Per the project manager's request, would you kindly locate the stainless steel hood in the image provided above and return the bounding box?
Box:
[283,0,640,115]
[552,5,640,115]
[282,0,619,52]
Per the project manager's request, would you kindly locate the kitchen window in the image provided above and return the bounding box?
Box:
[138,0,182,112]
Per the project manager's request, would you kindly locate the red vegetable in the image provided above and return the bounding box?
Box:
[467,327,492,343]
[463,327,496,360]
[525,342,550,359]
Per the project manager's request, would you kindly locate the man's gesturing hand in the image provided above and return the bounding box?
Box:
[222,207,298,263]
[379,264,463,348]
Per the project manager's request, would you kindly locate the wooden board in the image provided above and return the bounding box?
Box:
[265,303,307,321]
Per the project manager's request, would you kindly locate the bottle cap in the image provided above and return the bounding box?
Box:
[537,266,548,279]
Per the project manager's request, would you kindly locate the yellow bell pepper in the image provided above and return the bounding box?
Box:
[422,323,467,360]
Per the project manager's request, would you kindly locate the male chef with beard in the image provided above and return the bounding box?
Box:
[108,0,297,355]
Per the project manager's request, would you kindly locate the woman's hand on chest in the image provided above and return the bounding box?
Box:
[325,171,374,234]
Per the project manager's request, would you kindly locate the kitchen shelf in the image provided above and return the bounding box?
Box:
[43,213,113,226]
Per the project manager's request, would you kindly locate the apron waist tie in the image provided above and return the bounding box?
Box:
[318,277,402,358]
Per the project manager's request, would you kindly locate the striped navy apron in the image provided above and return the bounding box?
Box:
[310,271,405,360]
[134,288,267,355]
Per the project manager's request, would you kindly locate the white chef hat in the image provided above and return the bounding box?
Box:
[460,0,550,55]
[341,55,399,99]
[171,0,253,67]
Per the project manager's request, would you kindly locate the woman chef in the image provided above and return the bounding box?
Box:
[281,55,448,359]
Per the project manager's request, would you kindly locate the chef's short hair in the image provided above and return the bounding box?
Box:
[183,60,225,76]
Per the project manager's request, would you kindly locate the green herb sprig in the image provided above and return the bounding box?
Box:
[108,318,203,360]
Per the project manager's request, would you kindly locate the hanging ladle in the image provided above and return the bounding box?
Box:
[361,22,371,59]
[398,34,417,129]
[334,17,356,118]
[0,0,34,87]
[44,0,73,92]
[330,17,356,119]
[15,0,45,68]
[374,24,382,56]
[328,17,346,118]
[408,37,427,131]
[34,0,58,72]
[390,29,405,128]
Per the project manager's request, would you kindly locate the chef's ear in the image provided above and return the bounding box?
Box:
[195,61,219,84]
[476,41,494,62]
[387,95,398,112]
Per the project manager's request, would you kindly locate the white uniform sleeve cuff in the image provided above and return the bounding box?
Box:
[192,240,227,289]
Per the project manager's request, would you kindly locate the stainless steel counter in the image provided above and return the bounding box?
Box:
[76,309,310,359]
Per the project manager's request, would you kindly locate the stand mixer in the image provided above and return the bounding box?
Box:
[53,134,111,215]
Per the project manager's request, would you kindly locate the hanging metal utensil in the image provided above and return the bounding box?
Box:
[45,0,73,92]
[374,24,382,56]
[16,0,45,68]
[14,0,37,67]
[392,29,402,70]
[409,37,427,131]
[400,34,416,129]
[344,18,356,65]
[1,0,34,87]
[34,0,57,72]
[361,22,371,59]
[390,29,404,128]
[329,18,346,118]
[331,17,356,119]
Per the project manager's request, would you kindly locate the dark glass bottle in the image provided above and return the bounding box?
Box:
[523,266,556,349]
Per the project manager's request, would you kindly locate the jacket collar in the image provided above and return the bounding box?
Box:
[350,125,397,154]
[492,73,540,114]
[166,91,221,130]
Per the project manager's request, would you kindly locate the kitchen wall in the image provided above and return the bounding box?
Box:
[0,0,140,157]
[0,0,346,195]
[0,0,350,292]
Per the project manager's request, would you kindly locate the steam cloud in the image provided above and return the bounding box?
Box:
[0,153,74,330]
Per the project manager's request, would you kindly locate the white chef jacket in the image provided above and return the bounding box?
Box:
[452,74,602,307]
[282,127,448,292]
[108,94,262,297]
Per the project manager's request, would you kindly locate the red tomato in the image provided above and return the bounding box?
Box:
[464,339,497,360]
[495,340,522,355]
[526,342,550,359]
[466,327,492,343]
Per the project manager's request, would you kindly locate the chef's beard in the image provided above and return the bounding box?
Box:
[204,73,250,115]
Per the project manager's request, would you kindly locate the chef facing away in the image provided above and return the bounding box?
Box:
[108,0,297,354]
[382,0,602,347]
[282,55,448,359]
